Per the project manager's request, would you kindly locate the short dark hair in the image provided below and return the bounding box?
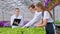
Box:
[29,4,35,9]
[15,8,19,10]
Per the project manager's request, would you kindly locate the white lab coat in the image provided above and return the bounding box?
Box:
[11,14,24,28]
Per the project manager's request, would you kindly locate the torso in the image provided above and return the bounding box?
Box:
[42,11,54,22]
[11,15,23,26]
[34,11,54,23]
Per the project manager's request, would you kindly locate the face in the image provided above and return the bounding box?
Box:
[15,9,19,16]
[29,7,35,13]
[35,6,41,11]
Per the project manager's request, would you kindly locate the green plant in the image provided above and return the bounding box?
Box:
[55,20,60,24]
[0,27,46,34]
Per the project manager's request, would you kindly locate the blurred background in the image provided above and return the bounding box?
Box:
[0,0,60,34]
[0,0,43,21]
[0,0,60,23]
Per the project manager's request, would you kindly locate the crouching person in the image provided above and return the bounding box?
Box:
[11,8,24,28]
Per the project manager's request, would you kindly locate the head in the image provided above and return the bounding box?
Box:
[35,2,44,12]
[29,4,35,13]
[15,8,20,16]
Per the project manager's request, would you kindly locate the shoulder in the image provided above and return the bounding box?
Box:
[44,11,49,15]
[43,11,50,17]
[43,11,50,19]
[44,11,49,13]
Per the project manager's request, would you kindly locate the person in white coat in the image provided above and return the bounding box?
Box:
[11,8,23,28]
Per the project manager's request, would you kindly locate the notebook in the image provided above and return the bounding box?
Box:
[12,19,21,26]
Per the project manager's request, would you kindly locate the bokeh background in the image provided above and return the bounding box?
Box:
[0,0,60,22]
[0,0,60,34]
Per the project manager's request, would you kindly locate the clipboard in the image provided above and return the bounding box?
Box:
[12,19,21,26]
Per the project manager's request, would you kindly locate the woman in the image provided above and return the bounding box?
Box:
[35,2,56,34]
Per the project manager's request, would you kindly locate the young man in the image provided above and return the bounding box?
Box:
[11,8,24,28]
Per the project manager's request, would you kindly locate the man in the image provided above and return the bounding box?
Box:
[11,8,24,28]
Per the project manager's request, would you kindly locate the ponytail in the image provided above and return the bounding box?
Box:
[47,11,53,19]
[45,7,53,18]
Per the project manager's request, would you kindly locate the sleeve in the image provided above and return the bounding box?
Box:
[11,16,13,26]
[43,11,50,20]
[19,16,24,27]
[23,14,41,27]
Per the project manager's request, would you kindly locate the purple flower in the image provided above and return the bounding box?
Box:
[44,0,51,7]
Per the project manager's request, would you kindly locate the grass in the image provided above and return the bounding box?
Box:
[0,27,46,34]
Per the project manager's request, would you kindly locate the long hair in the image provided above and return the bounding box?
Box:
[48,11,53,18]
[36,2,53,18]
[45,7,53,18]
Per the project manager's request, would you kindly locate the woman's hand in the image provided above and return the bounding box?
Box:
[34,20,47,27]
[35,23,43,27]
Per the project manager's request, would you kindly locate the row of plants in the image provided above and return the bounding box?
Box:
[0,27,46,34]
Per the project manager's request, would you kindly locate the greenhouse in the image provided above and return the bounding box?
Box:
[0,0,60,34]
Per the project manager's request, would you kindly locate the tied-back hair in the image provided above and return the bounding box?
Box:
[36,2,44,11]
[48,11,53,18]
[36,2,53,18]
[45,8,53,18]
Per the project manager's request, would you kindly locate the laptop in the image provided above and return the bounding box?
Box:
[12,19,21,26]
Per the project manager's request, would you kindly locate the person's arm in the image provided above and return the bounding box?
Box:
[35,19,48,27]
[35,11,50,27]
[22,14,40,28]
[11,16,14,26]
[19,16,24,27]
